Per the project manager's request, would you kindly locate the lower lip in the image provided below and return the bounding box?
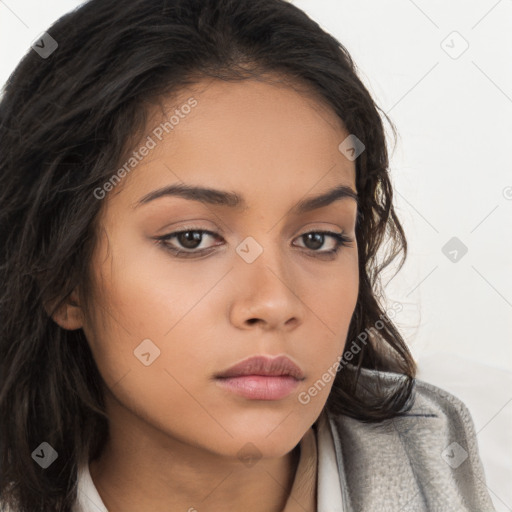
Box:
[215,375,300,400]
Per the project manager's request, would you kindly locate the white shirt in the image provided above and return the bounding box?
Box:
[74,411,343,512]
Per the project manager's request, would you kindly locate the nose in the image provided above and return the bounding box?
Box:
[228,243,306,332]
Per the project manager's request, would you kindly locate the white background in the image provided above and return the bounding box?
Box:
[1,0,511,509]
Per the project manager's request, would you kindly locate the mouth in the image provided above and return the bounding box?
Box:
[215,375,301,400]
[214,355,305,401]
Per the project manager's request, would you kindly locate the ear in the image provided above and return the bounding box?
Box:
[45,287,84,330]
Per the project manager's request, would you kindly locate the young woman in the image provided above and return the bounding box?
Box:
[0,0,495,511]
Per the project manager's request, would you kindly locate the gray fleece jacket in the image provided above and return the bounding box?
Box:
[325,369,496,511]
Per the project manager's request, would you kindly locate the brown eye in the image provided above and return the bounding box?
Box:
[155,229,223,258]
[301,232,325,250]
[176,230,204,249]
[294,231,353,254]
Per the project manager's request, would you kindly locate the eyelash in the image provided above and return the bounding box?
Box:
[154,228,354,259]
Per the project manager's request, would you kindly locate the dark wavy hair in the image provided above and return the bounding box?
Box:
[0,0,416,510]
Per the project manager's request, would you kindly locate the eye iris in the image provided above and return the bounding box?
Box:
[304,232,324,250]
[178,231,203,249]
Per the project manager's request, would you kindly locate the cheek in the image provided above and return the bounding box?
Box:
[296,253,359,396]
[87,227,220,337]
[83,279,219,445]
[304,249,359,334]
[84,279,213,399]
[81,239,230,436]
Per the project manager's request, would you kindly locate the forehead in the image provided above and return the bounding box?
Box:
[108,76,356,212]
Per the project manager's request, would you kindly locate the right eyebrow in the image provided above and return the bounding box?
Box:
[133,183,245,210]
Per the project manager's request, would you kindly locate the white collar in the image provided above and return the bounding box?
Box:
[75,412,342,512]
[316,410,344,511]
[75,462,108,512]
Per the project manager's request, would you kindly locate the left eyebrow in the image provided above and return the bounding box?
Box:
[292,184,359,214]
[133,183,358,212]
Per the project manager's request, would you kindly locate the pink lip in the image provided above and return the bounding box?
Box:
[216,375,300,400]
[214,355,305,401]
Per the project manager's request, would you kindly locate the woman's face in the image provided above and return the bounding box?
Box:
[80,77,359,460]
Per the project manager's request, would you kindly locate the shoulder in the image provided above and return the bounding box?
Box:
[326,369,496,511]
[331,367,481,437]
[408,376,476,424]
[400,375,480,440]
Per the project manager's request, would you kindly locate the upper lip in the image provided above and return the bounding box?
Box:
[215,355,305,380]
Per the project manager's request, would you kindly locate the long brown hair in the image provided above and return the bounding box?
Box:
[0,0,415,510]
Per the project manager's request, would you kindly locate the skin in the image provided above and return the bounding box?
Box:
[52,76,359,512]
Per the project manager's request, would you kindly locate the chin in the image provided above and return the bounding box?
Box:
[216,418,307,459]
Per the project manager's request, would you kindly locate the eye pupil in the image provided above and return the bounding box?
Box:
[303,232,324,250]
[178,231,202,249]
